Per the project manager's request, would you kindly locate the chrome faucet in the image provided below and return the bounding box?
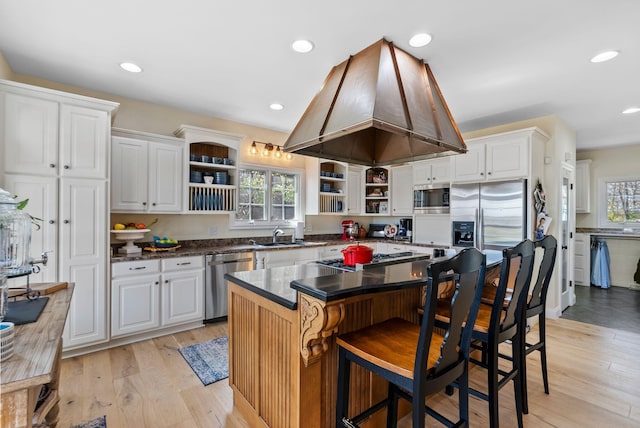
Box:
[272,226,284,243]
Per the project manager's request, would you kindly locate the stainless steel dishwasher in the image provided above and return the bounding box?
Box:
[205,252,254,322]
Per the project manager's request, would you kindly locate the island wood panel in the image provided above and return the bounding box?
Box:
[228,283,301,428]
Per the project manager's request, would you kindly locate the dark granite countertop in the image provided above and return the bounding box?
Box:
[225,249,503,308]
[576,228,640,238]
[225,264,348,309]
[110,236,439,263]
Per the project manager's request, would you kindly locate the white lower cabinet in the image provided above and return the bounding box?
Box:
[574,233,590,286]
[111,256,203,338]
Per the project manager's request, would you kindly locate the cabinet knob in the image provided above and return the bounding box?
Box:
[63,165,70,169]
[63,220,70,224]
[49,163,56,168]
[155,281,159,285]
[487,171,492,175]
[49,220,55,224]
[480,172,484,176]
[165,280,169,284]
[432,177,436,180]
[142,202,147,206]
[152,203,156,206]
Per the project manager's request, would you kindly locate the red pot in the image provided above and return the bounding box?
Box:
[341,243,374,266]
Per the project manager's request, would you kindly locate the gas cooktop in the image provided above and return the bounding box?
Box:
[315,252,431,272]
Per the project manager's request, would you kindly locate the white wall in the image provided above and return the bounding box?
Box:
[577,145,640,288]
[0,51,12,80]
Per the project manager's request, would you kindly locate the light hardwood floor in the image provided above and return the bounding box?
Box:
[58,318,640,427]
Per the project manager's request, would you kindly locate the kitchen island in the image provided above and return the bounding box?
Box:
[225,252,501,428]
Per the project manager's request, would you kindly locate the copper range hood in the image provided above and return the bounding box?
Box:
[283,38,466,166]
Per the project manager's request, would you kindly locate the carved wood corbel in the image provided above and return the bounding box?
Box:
[299,295,345,367]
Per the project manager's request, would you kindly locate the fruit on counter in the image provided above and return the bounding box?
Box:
[153,235,178,244]
[113,218,158,231]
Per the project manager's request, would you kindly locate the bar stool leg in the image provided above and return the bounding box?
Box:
[488,342,500,428]
[386,383,399,428]
[513,334,524,428]
[520,317,530,415]
[336,347,351,427]
[539,313,549,394]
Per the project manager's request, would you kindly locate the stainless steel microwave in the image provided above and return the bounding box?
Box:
[413,184,450,214]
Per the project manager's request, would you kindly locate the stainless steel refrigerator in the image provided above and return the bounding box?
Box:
[450,180,527,250]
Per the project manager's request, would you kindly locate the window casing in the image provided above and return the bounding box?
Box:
[233,164,303,228]
[598,177,640,227]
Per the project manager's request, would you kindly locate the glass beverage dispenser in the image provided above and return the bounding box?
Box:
[0,188,33,319]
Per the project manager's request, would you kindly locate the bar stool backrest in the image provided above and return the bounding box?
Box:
[493,240,536,340]
[528,235,558,311]
[418,247,486,378]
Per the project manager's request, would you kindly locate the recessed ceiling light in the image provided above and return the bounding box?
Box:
[292,39,314,53]
[622,107,640,114]
[120,62,143,73]
[269,103,284,111]
[409,33,432,48]
[590,50,619,63]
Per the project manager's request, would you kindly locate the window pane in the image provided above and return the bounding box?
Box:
[236,168,299,225]
[606,179,640,223]
[239,169,267,221]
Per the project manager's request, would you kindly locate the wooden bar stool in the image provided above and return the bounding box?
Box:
[335,247,486,428]
[519,235,557,413]
[436,239,536,428]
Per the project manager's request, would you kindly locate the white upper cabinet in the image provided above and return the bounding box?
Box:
[2,92,59,176]
[111,129,183,213]
[452,128,547,183]
[60,105,109,178]
[391,164,413,215]
[347,166,363,215]
[1,81,114,179]
[412,157,451,185]
[575,159,591,213]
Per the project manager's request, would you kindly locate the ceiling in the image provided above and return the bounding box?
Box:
[1,0,638,152]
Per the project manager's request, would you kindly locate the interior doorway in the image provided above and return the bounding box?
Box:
[560,165,574,311]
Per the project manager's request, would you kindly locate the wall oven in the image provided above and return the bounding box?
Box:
[413,184,450,214]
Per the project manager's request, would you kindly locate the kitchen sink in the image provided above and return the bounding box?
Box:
[253,241,325,248]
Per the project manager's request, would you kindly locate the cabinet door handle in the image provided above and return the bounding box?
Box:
[165,280,169,284]
[152,203,156,206]
[63,219,70,224]
[49,163,56,168]
[63,165,70,169]
[487,171,492,175]
[142,202,147,206]
[49,220,55,224]
[480,172,484,176]
[130,266,147,270]
[177,262,191,266]
[155,281,159,285]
